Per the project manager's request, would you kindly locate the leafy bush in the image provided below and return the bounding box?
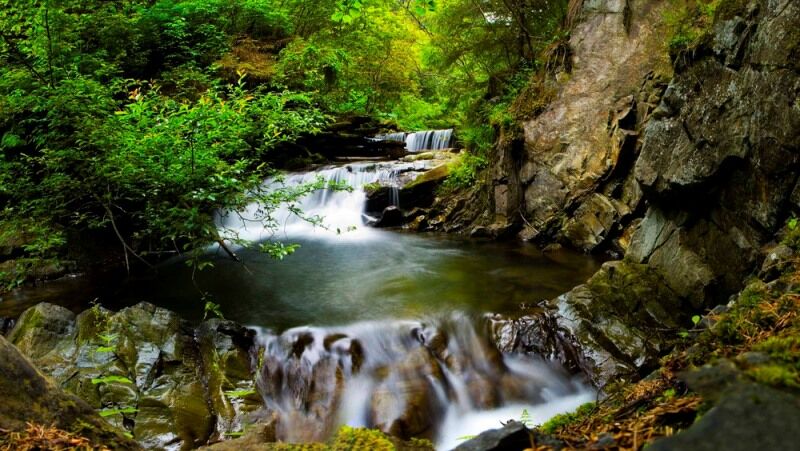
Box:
[442,151,488,192]
[663,0,723,55]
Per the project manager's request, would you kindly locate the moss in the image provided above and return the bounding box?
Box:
[330,426,395,451]
[747,364,800,388]
[538,402,597,434]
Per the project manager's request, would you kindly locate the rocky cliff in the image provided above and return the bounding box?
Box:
[483,0,800,384]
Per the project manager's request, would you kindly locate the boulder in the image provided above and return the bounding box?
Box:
[374,206,405,228]
[454,421,532,451]
[648,382,800,451]
[6,302,261,450]
[555,260,689,384]
[0,335,139,450]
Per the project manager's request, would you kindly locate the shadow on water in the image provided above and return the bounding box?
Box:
[0,231,601,330]
[111,230,600,330]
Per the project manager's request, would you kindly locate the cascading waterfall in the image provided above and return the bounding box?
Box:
[375,129,455,153]
[213,157,595,449]
[217,160,432,241]
[254,313,593,449]
[374,132,408,143]
[405,129,454,153]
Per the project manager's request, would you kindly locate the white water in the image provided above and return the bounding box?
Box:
[254,314,593,449]
[217,160,432,242]
[214,160,595,449]
[375,129,455,153]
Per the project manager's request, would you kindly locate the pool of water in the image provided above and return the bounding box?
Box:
[111,230,600,330]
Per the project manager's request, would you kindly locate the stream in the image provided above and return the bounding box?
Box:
[1,149,602,449]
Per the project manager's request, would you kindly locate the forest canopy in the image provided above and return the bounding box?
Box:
[0,0,571,287]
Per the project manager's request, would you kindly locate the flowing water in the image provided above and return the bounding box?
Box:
[2,159,600,449]
[375,129,455,153]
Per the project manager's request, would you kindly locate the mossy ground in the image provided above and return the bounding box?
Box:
[532,257,800,449]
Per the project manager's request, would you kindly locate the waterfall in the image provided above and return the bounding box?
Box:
[217,161,431,241]
[254,314,593,448]
[405,129,454,153]
[374,132,407,143]
[374,129,455,153]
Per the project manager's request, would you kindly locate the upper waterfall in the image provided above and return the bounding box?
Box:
[375,129,455,153]
[217,160,432,242]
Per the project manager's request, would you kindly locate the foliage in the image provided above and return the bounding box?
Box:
[224,388,257,398]
[0,0,577,294]
[98,407,138,418]
[442,151,488,191]
[663,0,723,55]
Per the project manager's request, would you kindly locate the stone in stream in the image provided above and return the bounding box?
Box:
[374,206,405,228]
[6,302,260,450]
[369,346,447,439]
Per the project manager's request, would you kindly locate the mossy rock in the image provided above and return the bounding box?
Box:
[0,335,140,450]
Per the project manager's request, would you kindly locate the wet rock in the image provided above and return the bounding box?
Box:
[398,164,450,210]
[364,185,394,215]
[7,302,260,450]
[454,421,531,451]
[647,383,800,451]
[487,312,589,377]
[555,260,689,384]
[374,206,405,228]
[7,303,75,360]
[196,320,259,441]
[0,335,139,450]
[370,347,446,439]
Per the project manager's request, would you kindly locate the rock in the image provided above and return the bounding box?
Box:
[6,302,260,450]
[454,421,531,451]
[365,186,394,215]
[554,260,690,384]
[647,383,800,451]
[6,303,75,360]
[195,320,260,441]
[562,193,621,252]
[486,312,590,377]
[506,0,672,245]
[470,226,492,238]
[370,347,446,439]
[0,335,139,450]
[374,206,405,228]
[759,243,795,282]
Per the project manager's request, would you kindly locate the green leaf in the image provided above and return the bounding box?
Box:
[91,375,133,385]
[224,388,257,399]
[691,315,702,326]
[99,406,138,417]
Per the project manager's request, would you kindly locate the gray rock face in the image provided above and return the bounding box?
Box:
[647,382,800,451]
[629,0,800,306]
[493,0,672,249]
[7,302,260,450]
[493,0,800,385]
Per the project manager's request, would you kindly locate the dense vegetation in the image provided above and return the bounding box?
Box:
[0,0,572,286]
